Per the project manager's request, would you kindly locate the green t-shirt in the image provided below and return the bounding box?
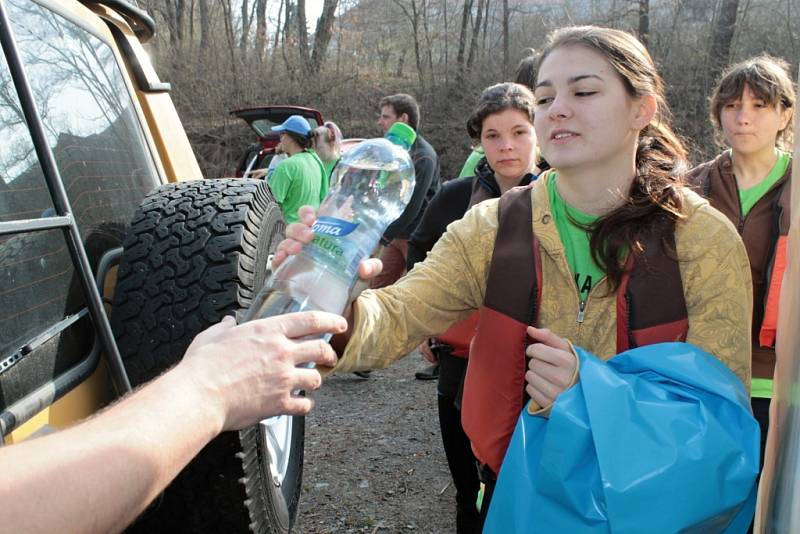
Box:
[458,147,485,178]
[322,158,339,181]
[269,150,327,224]
[737,149,790,217]
[547,175,603,302]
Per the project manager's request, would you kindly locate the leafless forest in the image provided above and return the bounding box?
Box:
[138,0,800,178]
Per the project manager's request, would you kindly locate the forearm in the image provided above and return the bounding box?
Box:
[0,365,223,534]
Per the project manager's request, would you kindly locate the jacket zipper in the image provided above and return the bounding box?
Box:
[577,299,587,323]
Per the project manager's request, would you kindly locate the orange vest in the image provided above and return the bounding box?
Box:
[462,185,689,475]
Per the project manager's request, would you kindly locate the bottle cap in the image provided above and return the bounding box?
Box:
[384,122,416,150]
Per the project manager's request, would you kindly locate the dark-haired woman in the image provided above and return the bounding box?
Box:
[407,82,540,533]
[269,114,327,223]
[687,55,795,483]
[273,26,752,525]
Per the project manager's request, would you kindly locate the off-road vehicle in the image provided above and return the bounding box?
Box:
[0,1,304,531]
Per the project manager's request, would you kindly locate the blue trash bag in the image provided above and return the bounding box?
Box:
[484,342,759,534]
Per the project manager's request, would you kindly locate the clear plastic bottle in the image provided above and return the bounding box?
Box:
[242,122,416,326]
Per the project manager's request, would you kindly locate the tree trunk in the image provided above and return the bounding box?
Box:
[481,0,490,61]
[270,0,284,77]
[255,0,268,62]
[163,0,185,45]
[189,0,195,46]
[220,0,240,89]
[198,0,210,51]
[456,0,473,77]
[423,0,435,86]
[297,0,311,69]
[393,0,425,91]
[396,48,406,77]
[443,0,448,82]
[411,0,424,91]
[467,0,484,68]
[502,0,508,75]
[163,1,177,45]
[239,0,253,53]
[638,0,649,46]
[310,0,338,73]
[282,0,297,79]
[708,0,740,83]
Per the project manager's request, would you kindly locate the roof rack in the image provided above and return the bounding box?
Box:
[78,0,155,42]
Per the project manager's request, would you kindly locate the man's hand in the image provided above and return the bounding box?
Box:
[273,205,383,280]
[178,312,347,431]
[524,326,577,409]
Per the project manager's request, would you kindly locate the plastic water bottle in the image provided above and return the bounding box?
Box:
[242,122,416,326]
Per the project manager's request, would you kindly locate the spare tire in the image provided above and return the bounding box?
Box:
[111,179,303,533]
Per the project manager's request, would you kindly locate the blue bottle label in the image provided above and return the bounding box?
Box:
[312,216,359,237]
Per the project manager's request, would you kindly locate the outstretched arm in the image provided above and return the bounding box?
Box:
[0,312,345,534]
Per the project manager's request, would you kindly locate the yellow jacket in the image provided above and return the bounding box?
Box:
[331,175,752,390]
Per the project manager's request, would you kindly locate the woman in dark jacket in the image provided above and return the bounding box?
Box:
[406,82,541,534]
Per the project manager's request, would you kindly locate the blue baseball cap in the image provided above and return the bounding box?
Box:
[271,115,312,136]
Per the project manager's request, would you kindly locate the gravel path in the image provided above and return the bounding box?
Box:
[294,353,458,533]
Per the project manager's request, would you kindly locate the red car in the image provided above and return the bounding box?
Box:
[231,105,324,177]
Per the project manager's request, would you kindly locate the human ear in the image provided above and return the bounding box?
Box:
[780,106,793,132]
[632,94,657,130]
[399,113,411,126]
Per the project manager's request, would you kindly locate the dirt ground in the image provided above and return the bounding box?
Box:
[294,352,458,534]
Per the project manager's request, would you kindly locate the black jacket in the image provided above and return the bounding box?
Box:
[383,133,440,242]
[407,159,534,269]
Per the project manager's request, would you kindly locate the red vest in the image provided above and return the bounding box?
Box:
[462,185,689,475]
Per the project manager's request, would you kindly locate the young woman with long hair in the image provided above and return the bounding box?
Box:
[273,26,752,527]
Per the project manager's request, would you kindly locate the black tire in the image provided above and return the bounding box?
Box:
[110,178,303,533]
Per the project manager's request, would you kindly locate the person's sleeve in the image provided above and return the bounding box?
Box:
[382,149,438,242]
[333,199,500,373]
[678,203,753,390]
[407,186,454,270]
[267,160,293,204]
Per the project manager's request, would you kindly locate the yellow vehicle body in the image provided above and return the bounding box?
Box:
[3,0,200,445]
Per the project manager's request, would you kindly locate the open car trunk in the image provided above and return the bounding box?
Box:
[230,106,324,177]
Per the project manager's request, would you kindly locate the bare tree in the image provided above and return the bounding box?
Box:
[638,0,649,46]
[255,0,268,61]
[239,0,258,54]
[159,0,186,46]
[466,0,484,68]
[198,0,210,51]
[310,0,339,73]
[502,0,508,75]
[422,0,435,85]
[219,0,240,85]
[395,0,426,91]
[443,0,449,80]
[708,0,740,83]
[297,0,311,69]
[456,0,474,77]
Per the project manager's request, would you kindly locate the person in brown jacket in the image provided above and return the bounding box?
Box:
[687,55,794,481]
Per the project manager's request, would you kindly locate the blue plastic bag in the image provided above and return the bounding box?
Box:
[484,342,759,534]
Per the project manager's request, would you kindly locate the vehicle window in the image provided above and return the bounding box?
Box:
[0,1,160,385]
[251,116,322,137]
